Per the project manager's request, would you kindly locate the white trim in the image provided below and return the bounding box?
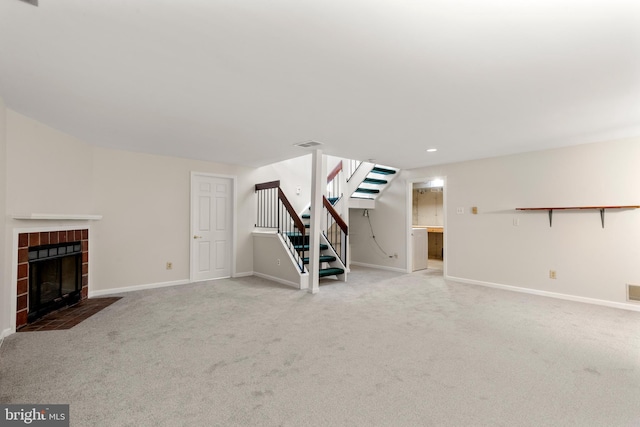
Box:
[189,172,237,283]
[9,224,94,335]
[350,261,407,274]
[253,272,303,289]
[233,271,254,278]
[1,328,11,340]
[89,279,191,297]
[446,275,640,313]
[12,213,102,221]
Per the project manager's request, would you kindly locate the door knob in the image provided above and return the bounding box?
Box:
[193,235,203,239]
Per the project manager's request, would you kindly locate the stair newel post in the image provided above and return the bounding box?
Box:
[308,149,325,294]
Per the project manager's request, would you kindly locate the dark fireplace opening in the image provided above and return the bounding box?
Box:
[28,241,82,323]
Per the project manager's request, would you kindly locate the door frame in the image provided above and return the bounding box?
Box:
[189,172,237,283]
[405,176,447,274]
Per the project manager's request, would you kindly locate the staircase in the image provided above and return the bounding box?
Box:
[288,231,345,279]
[300,197,346,280]
[252,158,396,290]
[352,165,396,197]
[348,163,399,209]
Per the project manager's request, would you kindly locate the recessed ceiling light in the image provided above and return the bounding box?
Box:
[427,148,438,153]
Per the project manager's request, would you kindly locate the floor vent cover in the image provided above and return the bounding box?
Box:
[627,284,640,302]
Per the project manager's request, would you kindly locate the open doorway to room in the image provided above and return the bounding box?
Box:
[406,177,445,273]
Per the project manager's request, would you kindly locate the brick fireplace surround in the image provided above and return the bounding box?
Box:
[16,229,89,329]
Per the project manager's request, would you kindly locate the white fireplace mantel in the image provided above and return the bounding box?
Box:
[12,213,103,221]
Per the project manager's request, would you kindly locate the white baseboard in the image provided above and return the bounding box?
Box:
[350,261,407,274]
[446,275,640,313]
[89,279,191,297]
[233,271,254,278]
[253,272,301,289]
[1,328,12,341]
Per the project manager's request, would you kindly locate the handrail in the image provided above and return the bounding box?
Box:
[255,181,306,272]
[323,196,348,234]
[280,188,305,234]
[327,161,343,184]
[346,160,362,182]
[323,195,348,268]
[255,180,280,191]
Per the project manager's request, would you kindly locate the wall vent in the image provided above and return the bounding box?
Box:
[627,284,640,302]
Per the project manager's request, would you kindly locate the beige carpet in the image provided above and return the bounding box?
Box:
[1,266,639,426]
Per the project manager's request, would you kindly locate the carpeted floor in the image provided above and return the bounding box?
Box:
[1,265,639,426]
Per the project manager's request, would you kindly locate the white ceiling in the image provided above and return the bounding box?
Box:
[1,0,639,169]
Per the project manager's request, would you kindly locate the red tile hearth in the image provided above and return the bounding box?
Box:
[18,297,121,332]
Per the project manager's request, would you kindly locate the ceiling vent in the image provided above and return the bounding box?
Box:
[294,141,323,149]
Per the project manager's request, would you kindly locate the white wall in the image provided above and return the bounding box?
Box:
[2,110,255,302]
[0,96,9,338]
[6,110,94,215]
[358,137,640,307]
[249,154,313,215]
[90,147,254,291]
[349,182,407,272]
[252,232,305,288]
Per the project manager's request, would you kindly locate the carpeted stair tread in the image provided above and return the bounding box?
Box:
[294,244,329,251]
[301,213,311,219]
[355,187,380,194]
[363,177,387,185]
[319,267,345,277]
[371,166,396,175]
[328,197,339,205]
[302,255,337,264]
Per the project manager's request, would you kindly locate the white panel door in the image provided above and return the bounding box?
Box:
[191,174,233,282]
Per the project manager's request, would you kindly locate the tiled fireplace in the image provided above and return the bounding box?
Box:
[16,229,89,329]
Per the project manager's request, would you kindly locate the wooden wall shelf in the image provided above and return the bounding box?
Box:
[515,206,640,228]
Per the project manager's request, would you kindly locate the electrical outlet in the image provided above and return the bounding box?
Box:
[549,270,557,279]
[457,207,464,214]
[277,259,281,266]
[166,262,173,270]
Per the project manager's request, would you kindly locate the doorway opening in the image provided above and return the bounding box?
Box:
[406,177,446,274]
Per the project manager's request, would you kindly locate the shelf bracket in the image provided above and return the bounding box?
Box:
[600,208,605,228]
[548,209,553,227]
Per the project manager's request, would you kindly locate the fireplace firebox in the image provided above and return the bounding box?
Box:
[28,241,82,323]
[16,229,89,329]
